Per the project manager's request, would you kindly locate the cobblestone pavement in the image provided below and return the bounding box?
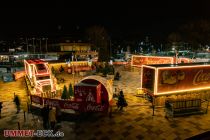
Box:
[0,66,210,140]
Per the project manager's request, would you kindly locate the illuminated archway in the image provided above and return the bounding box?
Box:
[78,75,113,102]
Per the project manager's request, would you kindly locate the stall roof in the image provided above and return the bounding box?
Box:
[145,62,210,68]
[75,82,99,87]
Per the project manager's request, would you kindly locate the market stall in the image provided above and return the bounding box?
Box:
[30,75,113,113]
[75,75,113,112]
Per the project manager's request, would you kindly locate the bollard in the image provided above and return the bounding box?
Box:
[24,111,26,122]
[18,122,20,130]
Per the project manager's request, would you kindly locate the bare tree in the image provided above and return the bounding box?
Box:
[86,25,110,62]
[178,19,210,51]
[168,32,181,43]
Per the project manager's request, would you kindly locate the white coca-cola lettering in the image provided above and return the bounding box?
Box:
[31,96,41,104]
[63,102,79,110]
[147,58,171,64]
[193,70,210,85]
[86,90,95,102]
[133,57,172,65]
[45,99,59,107]
[86,104,103,111]
[133,58,144,64]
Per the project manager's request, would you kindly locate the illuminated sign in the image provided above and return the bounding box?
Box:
[141,64,210,96]
[30,95,109,112]
[131,55,174,67]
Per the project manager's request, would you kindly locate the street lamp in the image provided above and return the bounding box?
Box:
[45,38,48,53]
[32,38,35,54]
[109,37,112,58]
[26,38,28,53]
[42,37,48,53]
[39,38,42,55]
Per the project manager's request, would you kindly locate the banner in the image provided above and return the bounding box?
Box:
[178,58,192,63]
[31,95,109,112]
[157,66,210,94]
[131,55,173,67]
[74,83,100,103]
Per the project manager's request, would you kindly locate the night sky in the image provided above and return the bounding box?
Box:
[0,1,209,42]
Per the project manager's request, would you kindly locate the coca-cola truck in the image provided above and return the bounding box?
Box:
[141,62,210,96]
[24,59,56,94]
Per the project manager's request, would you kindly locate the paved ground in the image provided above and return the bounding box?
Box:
[0,66,210,140]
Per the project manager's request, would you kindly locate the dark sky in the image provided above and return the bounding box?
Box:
[0,0,209,41]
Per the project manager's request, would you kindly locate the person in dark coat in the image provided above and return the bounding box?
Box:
[116,90,128,111]
[0,102,2,118]
[49,107,57,130]
[41,104,50,129]
[114,71,121,80]
[13,95,20,114]
[56,106,62,123]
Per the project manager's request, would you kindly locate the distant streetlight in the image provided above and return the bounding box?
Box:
[32,38,35,54]
[39,38,42,55]
[26,38,28,53]
[71,53,75,85]
[42,38,48,53]
[109,37,112,58]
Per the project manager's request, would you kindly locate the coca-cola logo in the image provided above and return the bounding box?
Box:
[63,102,79,110]
[147,58,171,64]
[193,70,210,85]
[45,99,59,107]
[86,104,104,112]
[133,58,144,63]
[133,57,172,65]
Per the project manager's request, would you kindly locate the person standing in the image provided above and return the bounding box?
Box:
[0,102,2,118]
[56,106,62,123]
[49,107,56,130]
[41,104,50,129]
[114,71,121,80]
[13,95,20,114]
[117,90,128,111]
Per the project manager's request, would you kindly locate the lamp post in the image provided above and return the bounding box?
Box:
[42,37,48,53]
[45,38,48,53]
[39,38,42,55]
[32,38,35,54]
[26,38,28,53]
[72,54,75,85]
[175,49,178,64]
[109,37,112,58]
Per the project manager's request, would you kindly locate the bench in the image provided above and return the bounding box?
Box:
[165,98,208,118]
